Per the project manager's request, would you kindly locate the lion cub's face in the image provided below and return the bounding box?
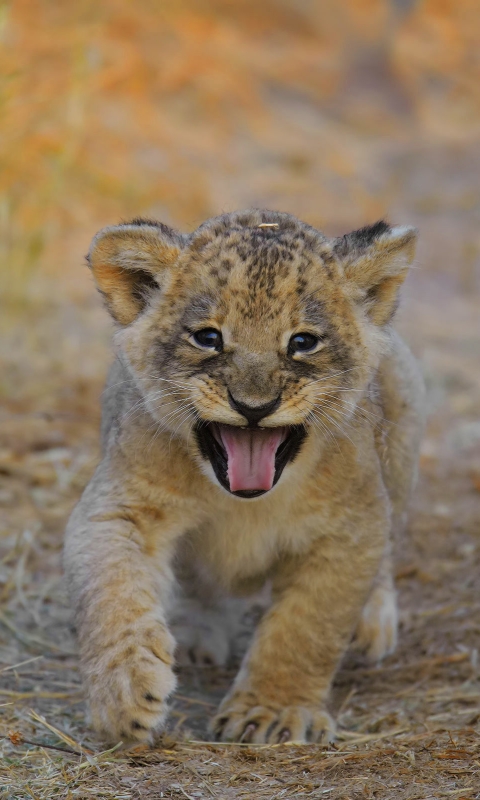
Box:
[89,210,416,497]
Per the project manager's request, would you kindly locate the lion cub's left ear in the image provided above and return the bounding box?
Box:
[333,221,417,325]
[87,219,186,325]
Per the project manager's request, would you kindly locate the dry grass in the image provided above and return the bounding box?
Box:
[1,1,480,797]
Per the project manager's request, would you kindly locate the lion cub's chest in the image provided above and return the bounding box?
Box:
[185,496,320,590]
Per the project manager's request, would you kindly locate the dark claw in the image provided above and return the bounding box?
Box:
[240,722,257,743]
[318,729,328,745]
[213,716,228,741]
[143,692,160,703]
[278,728,291,744]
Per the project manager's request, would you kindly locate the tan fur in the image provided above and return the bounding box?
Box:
[64,210,424,744]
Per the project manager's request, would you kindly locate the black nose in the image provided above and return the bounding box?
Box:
[228,392,281,426]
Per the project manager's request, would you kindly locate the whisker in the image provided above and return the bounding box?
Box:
[185,408,202,454]
[123,389,192,426]
[305,367,361,385]
[161,398,199,422]
[315,394,398,431]
[307,410,344,458]
[144,375,194,390]
[160,402,198,427]
[102,377,137,395]
[323,399,410,458]
[168,409,196,452]
[314,405,357,449]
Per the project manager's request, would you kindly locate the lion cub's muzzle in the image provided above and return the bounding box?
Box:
[227,392,281,425]
[195,422,307,498]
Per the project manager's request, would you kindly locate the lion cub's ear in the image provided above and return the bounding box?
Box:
[87,219,186,325]
[333,221,417,325]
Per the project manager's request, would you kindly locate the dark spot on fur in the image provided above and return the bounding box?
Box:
[303,296,327,326]
[296,277,307,295]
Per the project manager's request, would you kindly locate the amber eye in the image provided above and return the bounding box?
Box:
[288,333,320,355]
[192,328,223,351]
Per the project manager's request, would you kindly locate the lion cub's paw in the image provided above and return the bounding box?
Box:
[210,694,335,744]
[173,609,231,668]
[354,584,398,664]
[85,626,177,744]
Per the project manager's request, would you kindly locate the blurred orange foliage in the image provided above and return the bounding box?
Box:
[1,0,480,293]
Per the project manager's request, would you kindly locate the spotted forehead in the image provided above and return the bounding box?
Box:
[188,224,335,313]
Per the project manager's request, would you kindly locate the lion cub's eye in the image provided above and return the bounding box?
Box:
[191,328,223,351]
[288,333,321,355]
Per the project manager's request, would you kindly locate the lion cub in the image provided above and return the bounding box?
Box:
[64,210,424,744]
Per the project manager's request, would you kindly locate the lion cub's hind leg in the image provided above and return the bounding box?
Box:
[171,597,237,668]
[353,554,398,664]
[171,582,270,669]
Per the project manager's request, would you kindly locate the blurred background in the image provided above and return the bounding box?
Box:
[2,0,480,410]
[1,0,480,412]
[1,0,480,587]
[1,2,480,785]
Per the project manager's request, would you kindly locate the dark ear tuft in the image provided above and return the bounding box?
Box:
[127,217,162,226]
[334,221,391,260]
[333,222,417,325]
[88,221,185,325]
[125,217,178,234]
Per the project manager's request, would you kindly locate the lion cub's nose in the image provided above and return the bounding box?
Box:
[227,392,281,426]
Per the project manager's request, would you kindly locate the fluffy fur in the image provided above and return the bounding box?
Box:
[64,209,425,744]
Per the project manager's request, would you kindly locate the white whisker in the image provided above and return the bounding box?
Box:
[307,410,344,458]
[168,409,196,452]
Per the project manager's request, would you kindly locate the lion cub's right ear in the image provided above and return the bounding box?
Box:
[87,219,186,325]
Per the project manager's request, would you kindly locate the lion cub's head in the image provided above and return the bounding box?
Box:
[88,210,416,498]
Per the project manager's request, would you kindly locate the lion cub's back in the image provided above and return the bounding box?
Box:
[375,331,425,529]
[100,359,131,452]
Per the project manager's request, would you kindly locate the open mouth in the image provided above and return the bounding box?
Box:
[195,423,307,498]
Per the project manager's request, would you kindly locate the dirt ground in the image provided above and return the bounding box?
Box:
[1,2,480,798]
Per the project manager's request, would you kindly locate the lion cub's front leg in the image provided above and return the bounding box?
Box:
[211,523,386,744]
[64,474,181,744]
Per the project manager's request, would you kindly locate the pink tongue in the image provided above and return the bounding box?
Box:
[218,426,286,492]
